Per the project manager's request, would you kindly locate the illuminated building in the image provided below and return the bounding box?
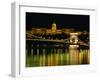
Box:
[28,22,75,35]
[51,22,57,33]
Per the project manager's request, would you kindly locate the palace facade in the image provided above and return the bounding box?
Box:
[27,22,78,35]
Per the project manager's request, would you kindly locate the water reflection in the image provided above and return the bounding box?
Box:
[26,44,89,67]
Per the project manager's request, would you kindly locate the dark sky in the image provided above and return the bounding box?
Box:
[26,12,89,31]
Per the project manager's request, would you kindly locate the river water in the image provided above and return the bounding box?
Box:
[26,44,89,67]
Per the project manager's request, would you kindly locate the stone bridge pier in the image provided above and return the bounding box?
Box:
[69,33,79,64]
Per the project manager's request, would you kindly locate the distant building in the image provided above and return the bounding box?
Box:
[51,22,57,33]
[26,22,88,37]
[29,22,75,35]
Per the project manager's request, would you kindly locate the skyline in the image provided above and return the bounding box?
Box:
[26,12,89,31]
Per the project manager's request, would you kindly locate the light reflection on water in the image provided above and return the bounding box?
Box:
[26,45,90,67]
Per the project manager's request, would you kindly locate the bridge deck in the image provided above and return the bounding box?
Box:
[26,39,89,47]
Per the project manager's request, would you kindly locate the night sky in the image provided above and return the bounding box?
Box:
[26,12,89,31]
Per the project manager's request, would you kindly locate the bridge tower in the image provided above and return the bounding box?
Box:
[69,33,79,64]
[70,33,79,44]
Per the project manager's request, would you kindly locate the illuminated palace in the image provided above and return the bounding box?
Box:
[29,22,89,44]
[26,22,84,37]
